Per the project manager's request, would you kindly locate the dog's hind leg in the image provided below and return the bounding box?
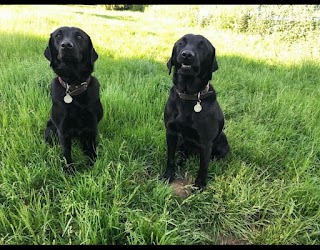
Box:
[44,118,58,146]
[211,131,230,160]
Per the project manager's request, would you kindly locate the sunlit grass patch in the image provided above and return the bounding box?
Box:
[0,4,319,245]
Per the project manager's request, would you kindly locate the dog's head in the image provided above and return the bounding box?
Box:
[167,34,218,81]
[44,26,98,73]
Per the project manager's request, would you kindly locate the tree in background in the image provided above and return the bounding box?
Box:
[103,5,146,12]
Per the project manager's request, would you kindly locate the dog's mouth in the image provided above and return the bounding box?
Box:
[58,50,80,63]
[178,63,198,75]
[58,54,76,62]
[181,63,192,69]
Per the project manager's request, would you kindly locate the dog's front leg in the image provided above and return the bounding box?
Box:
[80,132,97,165]
[57,131,73,166]
[195,143,213,189]
[163,130,178,182]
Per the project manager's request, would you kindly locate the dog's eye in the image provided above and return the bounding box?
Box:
[199,41,205,48]
[55,34,62,39]
[77,35,83,39]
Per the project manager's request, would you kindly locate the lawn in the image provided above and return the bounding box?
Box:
[0,4,319,244]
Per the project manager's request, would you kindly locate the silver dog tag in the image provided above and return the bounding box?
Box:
[64,94,73,104]
[194,102,202,113]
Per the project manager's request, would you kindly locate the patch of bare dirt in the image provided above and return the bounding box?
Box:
[169,177,194,198]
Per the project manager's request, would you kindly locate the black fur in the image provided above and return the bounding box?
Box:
[163,34,230,189]
[44,26,103,172]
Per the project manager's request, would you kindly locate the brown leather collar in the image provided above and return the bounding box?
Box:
[176,83,214,101]
[58,76,91,96]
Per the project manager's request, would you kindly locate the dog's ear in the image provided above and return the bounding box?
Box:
[166,57,173,75]
[208,45,218,80]
[88,38,98,66]
[44,35,54,64]
[211,44,219,73]
[212,54,218,73]
[91,47,98,65]
[167,46,176,75]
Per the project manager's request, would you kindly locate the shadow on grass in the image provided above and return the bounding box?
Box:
[58,5,138,22]
[2,30,320,182]
[74,11,136,22]
[2,29,320,244]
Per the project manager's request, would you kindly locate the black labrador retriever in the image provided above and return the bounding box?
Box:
[44,26,103,171]
[163,34,230,189]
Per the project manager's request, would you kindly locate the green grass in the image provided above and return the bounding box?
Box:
[0,4,320,245]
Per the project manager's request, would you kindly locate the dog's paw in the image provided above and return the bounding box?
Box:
[63,163,76,175]
[87,158,96,167]
[161,169,176,183]
[87,153,97,165]
[194,178,207,191]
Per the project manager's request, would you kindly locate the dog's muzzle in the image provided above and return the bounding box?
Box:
[178,64,194,75]
[177,50,199,75]
[58,40,80,62]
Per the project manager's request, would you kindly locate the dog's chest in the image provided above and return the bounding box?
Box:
[175,101,203,124]
[60,104,96,137]
[55,97,96,126]
[64,100,92,120]
[174,104,201,141]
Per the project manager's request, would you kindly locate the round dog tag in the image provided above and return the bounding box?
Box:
[194,102,202,113]
[64,94,73,104]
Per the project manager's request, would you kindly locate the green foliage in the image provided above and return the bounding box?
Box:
[147,5,320,43]
[246,5,320,41]
[0,4,319,245]
[103,4,146,12]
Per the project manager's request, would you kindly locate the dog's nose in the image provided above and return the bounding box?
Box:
[61,41,74,50]
[181,50,194,60]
